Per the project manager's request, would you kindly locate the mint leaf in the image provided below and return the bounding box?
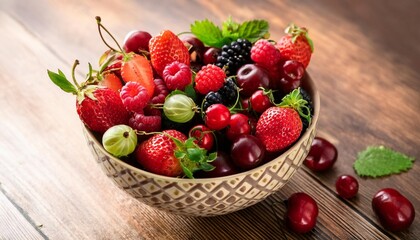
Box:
[191,19,226,48]
[237,20,269,43]
[353,146,415,178]
[47,70,78,94]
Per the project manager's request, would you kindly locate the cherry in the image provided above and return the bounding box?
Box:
[304,137,337,171]
[188,124,214,151]
[335,175,358,199]
[372,188,415,232]
[123,30,152,53]
[236,64,270,97]
[196,151,238,178]
[203,47,221,65]
[285,192,318,234]
[226,113,251,141]
[279,60,305,94]
[230,135,265,170]
[182,36,205,63]
[204,104,231,130]
[250,90,272,113]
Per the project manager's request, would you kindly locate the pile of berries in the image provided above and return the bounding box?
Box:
[48,17,315,179]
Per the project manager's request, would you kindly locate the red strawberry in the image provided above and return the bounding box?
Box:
[136,130,188,177]
[276,23,314,69]
[136,129,217,178]
[99,73,123,92]
[76,86,129,133]
[48,62,129,134]
[194,64,226,95]
[256,107,302,152]
[255,88,311,152]
[149,30,190,77]
[121,54,155,97]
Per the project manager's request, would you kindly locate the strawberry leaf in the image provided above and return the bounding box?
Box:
[187,148,204,162]
[191,19,226,48]
[181,163,194,179]
[47,70,78,94]
[200,162,216,172]
[237,20,269,43]
[354,146,415,178]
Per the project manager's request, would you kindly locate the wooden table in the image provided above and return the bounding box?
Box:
[1,0,419,239]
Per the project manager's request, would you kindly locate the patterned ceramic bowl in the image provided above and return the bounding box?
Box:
[83,74,319,217]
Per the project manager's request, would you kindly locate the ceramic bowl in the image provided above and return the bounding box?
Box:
[83,74,319,217]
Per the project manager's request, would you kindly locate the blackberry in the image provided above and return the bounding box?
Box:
[202,91,223,111]
[216,38,252,75]
[218,78,238,105]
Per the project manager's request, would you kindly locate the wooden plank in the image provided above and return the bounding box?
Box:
[0,187,45,240]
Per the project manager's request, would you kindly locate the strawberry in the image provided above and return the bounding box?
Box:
[98,72,123,92]
[276,23,314,69]
[149,30,190,77]
[255,88,311,152]
[121,54,155,97]
[47,61,129,133]
[136,130,216,178]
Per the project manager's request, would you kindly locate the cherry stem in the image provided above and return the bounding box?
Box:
[71,60,81,89]
[95,16,125,55]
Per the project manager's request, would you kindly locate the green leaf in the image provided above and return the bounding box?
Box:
[187,148,204,162]
[191,19,226,48]
[47,70,78,94]
[208,152,217,162]
[353,146,415,178]
[237,20,269,43]
[181,163,194,179]
[184,84,197,101]
[174,151,186,159]
[200,162,215,172]
[222,16,240,39]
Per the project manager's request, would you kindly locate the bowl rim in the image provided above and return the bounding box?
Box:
[84,73,320,183]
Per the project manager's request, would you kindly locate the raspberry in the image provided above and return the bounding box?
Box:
[251,39,281,70]
[150,78,169,105]
[129,112,161,132]
[194,64,226,95]
[215,39,252,75]
[162,61,191,91]
[120,81,151,113]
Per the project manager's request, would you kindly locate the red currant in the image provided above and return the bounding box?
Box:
[335,175,358,199]
[285,192,318,234]
[250,90,272,113]
[304,137,337,171]
[188,124,214,151]
[204,104,230,130]
[226,113,251,141]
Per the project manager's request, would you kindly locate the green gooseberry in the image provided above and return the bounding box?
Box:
[102,124,137,157]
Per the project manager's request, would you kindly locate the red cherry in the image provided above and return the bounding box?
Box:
[226,113,251,141]
[278,60,305,93]
[204,104,230,130]
[182,36,205,63]
[372,188,415,232]
[203,47,221,65]
[188,124,214,151]
[304,137,337,171]
[230,135,265,170]
[285,192,318,234]
[250,90,272,113]
[196,151,238,178]
[236,64,270,97]
[123,30,152,53]
[335,175,359,199]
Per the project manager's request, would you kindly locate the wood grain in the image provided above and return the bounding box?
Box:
[0,0,419,239]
